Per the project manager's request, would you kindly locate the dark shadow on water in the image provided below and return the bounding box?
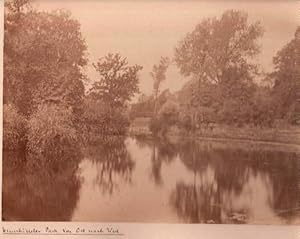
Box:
[150,137,177,186]
[2,144,82,221]
[169,139,299,224]
[133,135,178,186]
[84,136,135,195]
[3,136,300,223]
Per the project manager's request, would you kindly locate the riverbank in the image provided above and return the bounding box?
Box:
[129,122,300,146]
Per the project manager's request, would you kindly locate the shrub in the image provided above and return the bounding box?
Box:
[285,104,298,125]
[3,104,27,150]
[250,100,276,127]
[80,98,130,143]
[27,104,78,158]
[149,100,180,136]
[149,117,163,135]
[178,114,193,132]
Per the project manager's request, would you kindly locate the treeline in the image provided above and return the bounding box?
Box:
[4,0,142,158]
[3,0,299,156]
[130,10,300,136]
[4,0,85,154]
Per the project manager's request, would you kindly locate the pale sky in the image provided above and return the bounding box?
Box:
[33,0,298,97]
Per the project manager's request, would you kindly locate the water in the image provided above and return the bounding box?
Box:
[3,136,300,224]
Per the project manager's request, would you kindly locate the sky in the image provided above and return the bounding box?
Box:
[33,0,298,97]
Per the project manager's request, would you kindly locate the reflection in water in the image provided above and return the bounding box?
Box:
[151,138,178,186]
[83,136,135,194]
[2,145,82,221]
[3,136,300,224]
[137,136,177,186]
[170,140,299,224]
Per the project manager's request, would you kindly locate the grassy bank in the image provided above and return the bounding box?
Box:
[129,118,300,146]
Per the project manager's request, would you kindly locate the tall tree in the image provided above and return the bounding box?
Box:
[4,0,87,115]
[90,53,142,108]
[175,10,263,86]
[150,56,170,117]
[174,10,263,126]
[270,27,300,124]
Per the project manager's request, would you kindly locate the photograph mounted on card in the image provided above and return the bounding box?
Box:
[2,0,300,226]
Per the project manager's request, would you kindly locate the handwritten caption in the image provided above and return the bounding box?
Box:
[2,226,123,236]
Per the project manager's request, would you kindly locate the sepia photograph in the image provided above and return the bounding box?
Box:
[2,0,300,225]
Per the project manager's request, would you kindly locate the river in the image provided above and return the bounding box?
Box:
[3,136,300,224]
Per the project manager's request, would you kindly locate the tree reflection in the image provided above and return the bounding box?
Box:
[2,144,82,221]
[170,173,223,223]
[133,135,153,149]
[268,152,298,222]
[133,135,178,186]
[150,137,178,186]
[84,136,135,194]
[170,140,299,224]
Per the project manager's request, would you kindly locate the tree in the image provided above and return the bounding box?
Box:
[150,57,170,116]
[174,10,263,127]
[27,104,78,157]
[149,99,179,136]
[3,104,27,150]
[5,0,31,13]
[130,94,155,119]
[175,10,263,86]
[4,1,87,116]
[81,97,130,141]
[90,53,142,108]
[86,54,142,138]
[270,27,300,124]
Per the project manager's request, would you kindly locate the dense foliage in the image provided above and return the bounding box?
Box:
[3,104,27,150]
[130,10,298,136]
[80,98,130,143]
[89,53,142,108]
[269,27,300,124]
[84,53,142,141]
[3,1,299,156]
[4,1,87,116]
[27,104,78,158]
[4,0,88,154]
[173,10,264,128]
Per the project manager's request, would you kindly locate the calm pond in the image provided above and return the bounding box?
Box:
[3,136,300,224]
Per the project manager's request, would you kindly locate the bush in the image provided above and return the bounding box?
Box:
[149,117,163,135]
[27,104,78,158]
[285,104,298,125]
[250,100,276,127]
[149,102,179,136]
[80,99,130,143]
[218,99,243,126]
[3,104,27,150]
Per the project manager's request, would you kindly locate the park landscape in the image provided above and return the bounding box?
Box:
[2,0,300,224]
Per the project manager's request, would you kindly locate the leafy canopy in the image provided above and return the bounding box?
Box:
[4,0,87,115]
[270,27,300,122]
[175,10,264,84]
[89,53,142,107]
